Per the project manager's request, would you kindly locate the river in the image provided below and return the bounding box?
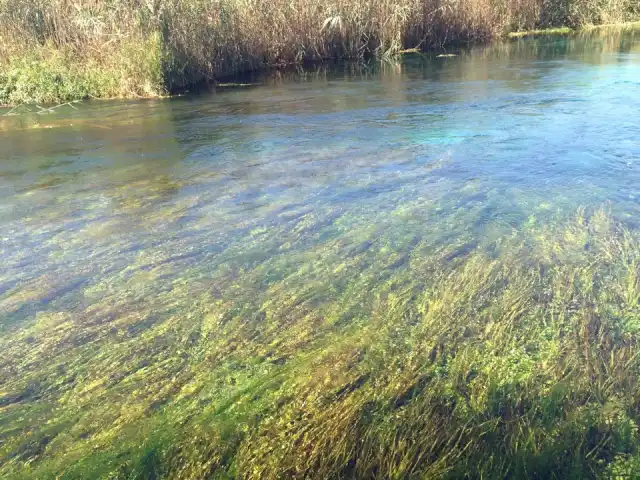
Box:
[1,27,640,478]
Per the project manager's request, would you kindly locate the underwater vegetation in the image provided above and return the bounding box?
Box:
[1,28,639,477]
[3,201,640,479]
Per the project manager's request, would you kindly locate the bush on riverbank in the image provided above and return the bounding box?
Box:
[0,34,166,105]
[0,0,638,103]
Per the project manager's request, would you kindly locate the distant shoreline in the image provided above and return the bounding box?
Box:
[0,0,638,107]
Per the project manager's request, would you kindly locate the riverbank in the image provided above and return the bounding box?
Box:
[507,20,640,37]
[0,0,638,106]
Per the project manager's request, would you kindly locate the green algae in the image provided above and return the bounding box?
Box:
[3,197,640,478]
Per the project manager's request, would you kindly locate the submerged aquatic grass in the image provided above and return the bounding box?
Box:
[3,203,640,478]
[1,32,639,478]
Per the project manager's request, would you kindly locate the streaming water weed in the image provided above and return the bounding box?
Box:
[1,31,639,477]
[2,206,640,478]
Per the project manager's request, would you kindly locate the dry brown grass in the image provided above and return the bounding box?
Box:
[0,0,638,103]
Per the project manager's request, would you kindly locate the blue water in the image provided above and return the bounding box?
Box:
[1,32,639,329]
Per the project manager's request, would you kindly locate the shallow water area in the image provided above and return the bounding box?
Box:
[1,27,640,478]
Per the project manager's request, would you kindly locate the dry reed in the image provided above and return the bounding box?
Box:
[0,0,638,103]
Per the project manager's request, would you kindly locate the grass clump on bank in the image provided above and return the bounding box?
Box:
[0,0,639,104]
[4,205,640,478]
[0,34,168,105]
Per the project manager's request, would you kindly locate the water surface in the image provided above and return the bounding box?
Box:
[1,28,640,478]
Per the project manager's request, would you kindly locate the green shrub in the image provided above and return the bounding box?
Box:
[0,34,168,105]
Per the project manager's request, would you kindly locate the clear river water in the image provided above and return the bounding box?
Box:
[1,27,640,478]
